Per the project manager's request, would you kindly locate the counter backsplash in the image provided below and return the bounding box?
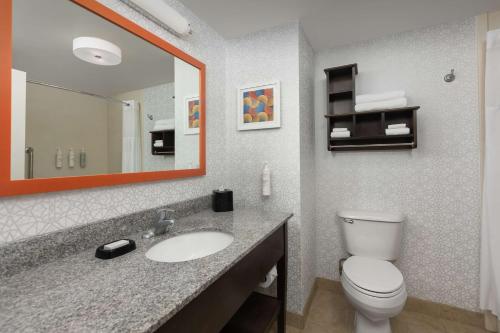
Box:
[0,195,211,277]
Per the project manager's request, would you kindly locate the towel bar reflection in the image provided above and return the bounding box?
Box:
[26,80,130,106]
[25,147,34,179]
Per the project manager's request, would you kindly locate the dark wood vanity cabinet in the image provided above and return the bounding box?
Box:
[157,223,288,333]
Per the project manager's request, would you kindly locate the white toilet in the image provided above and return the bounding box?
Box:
[337,210,407,333]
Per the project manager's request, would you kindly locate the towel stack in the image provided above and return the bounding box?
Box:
[153,118,175,131]
[153,140,164,147]
[355,90,407,112]
[331,128,351,138]
[385,123,410,136]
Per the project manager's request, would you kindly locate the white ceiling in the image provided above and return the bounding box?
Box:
[179,0,500,50]
[13,0,176,96]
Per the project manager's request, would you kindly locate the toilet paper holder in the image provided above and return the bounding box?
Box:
[259,265,278,288]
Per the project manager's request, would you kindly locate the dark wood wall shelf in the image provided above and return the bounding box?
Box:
[325,64,419,151]
[150,129,175,155]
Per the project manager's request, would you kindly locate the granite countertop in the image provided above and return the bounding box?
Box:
[0,208,292,333]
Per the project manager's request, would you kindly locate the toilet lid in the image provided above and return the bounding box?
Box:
[343,256,403,294]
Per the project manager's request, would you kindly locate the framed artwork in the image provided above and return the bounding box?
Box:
[184,96,200,135]
[238,81,280,131]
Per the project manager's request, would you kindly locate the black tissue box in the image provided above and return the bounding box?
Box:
[212,189,233,212]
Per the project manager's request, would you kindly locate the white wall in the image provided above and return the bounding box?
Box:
[224,23,316,314]
[298,27,317,309]
[314,18,481,311]
[175,58,200,170]
[25,83,110,178]
[10,69,26,180]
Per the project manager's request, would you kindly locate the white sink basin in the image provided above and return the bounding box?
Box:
[145,231,234,263]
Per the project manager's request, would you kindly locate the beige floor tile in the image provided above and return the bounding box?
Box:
[441,319,490,333]
[307,290,353,326]
[303,320,352,333]
[439,305,484,329]
[391,315,409,333]
[286,325,303,333]
[407,323,445,333]
[395,311,446,333]
[302,284,486,333]
[316,279,344,295]
[267,323,303,333]
[404,297,442,317]
[312,289,351,310]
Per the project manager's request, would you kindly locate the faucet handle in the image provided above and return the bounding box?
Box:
[158,208,175,220]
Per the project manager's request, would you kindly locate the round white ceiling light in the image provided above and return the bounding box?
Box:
[72,37,122,66]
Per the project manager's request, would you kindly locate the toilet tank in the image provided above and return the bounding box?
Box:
[338,210,404,261]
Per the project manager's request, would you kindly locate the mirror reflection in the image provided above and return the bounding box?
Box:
[11,0,200,180]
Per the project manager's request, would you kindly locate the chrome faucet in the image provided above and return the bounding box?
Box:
[142,208,175,239]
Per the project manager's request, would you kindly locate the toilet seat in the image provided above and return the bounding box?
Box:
[342,274,404,298]
[343,256,404,298]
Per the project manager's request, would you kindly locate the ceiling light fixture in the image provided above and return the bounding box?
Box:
[126,0,191,37]
[72,37,122,66]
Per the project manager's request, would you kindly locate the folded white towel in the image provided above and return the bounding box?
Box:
[153,118,175,131]
[153,124,175,131]
[154,140,163,144]
[387,123,407,129]
[356,90,406,104]
[385,128,410,135]
[332,128,348,132]
[155,118,174,125]
[153,142,164,147]
[331,131,351,138]
[355,98,408,112]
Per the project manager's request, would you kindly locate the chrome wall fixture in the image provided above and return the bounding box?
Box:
[26,80,130,106]
[25,147,34,179]
[444,69,456,83]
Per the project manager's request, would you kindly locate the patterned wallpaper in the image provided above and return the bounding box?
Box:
[313,18,481,311]
[298,26,317,310]
[0,0,228,244]
[224,24,315,314]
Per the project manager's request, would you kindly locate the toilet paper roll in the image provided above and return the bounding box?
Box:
[259,265,278,288]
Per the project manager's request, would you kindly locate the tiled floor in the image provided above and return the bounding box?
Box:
[280,288,489,333]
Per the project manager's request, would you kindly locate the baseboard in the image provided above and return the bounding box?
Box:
[293,277,485,330]
[405,295,484,329]
[286,278,321,329]
[285,311,305,329]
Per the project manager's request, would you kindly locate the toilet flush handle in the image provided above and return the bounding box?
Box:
[344,218,354,224]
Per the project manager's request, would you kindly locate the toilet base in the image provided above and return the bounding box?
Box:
[354,311,391,333]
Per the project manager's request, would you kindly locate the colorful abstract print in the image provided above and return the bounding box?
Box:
[188,100,200,128]
[243,88,274,123]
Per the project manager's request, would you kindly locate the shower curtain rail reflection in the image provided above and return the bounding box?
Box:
[26,80,130,106]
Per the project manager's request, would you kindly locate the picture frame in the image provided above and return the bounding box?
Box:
[184,95,200,135]
[237,81,280,131]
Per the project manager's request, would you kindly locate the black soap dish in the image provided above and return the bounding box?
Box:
[95,239,136,259]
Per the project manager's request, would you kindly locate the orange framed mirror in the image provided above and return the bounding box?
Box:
[0,0,206,196]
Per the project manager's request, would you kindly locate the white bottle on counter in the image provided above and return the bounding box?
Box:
[55,148,63,169]
[68,148,75,168]
[262,162,271,197]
